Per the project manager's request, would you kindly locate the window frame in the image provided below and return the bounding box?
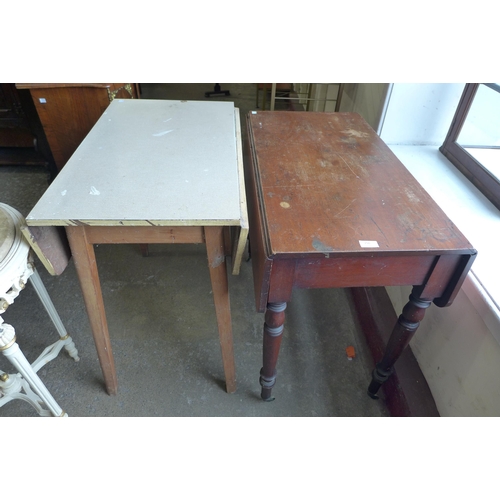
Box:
[439,83,500,211]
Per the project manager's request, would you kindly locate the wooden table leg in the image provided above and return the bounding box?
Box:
[260,302,287,401]
[65,226,118,395]
[204,226,236,393]
[367,290,432,399]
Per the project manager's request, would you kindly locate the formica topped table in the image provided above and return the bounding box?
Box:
[25,99,248,395]
[245,111,476,401]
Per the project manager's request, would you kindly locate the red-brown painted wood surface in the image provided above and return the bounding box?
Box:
[245,111,477,403]
[248,111,473,256]
[247,111,476,308]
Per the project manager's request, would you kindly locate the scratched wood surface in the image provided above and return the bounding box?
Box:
[247,111,474,256]
[26,99,242,227]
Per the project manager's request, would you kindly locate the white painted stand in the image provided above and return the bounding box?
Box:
[0,202,79,417]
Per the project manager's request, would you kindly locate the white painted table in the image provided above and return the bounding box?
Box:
[26,99,248,395]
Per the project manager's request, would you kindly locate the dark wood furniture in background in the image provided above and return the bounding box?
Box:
[15,84,139,172]
[0,83,54,175]
[245,110,477,402]
[0,84,35,148]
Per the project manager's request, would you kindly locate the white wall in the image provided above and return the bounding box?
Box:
[380,83,464,145]
[387,283,500,416]
[375,83,500,416]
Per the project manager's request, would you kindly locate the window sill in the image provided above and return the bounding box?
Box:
[388,145,500,341]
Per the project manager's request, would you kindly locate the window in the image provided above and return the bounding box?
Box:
[440,83,500,210]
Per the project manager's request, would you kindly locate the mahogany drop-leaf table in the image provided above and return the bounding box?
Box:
[245,110,476,402]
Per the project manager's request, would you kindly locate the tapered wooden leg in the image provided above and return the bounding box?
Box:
[65,226,118,395]
[204,226,236,393]
[368,291,431,399]
[260,302,287,401]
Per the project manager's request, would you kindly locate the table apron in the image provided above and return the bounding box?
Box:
[71,225,205,245]
[282,253,459,294]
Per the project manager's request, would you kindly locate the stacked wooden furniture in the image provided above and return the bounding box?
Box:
[16,83,139,172]
[0,84,53,172]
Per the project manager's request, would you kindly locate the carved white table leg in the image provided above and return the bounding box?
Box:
[29,267,80,370]
[0,323,67,417]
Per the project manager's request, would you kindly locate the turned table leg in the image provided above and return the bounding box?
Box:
[260,302,287,401]
[29,267,80,365]
[368,291,432,399]
[1,323,67,417]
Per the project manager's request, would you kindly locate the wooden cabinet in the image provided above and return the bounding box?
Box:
[16,83,139,171]
[0,83,34,148]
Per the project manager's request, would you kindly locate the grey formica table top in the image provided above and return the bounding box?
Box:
[26,99,247,228]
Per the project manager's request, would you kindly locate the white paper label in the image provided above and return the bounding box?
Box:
[359,240,379,248]
[39,98,47,103]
